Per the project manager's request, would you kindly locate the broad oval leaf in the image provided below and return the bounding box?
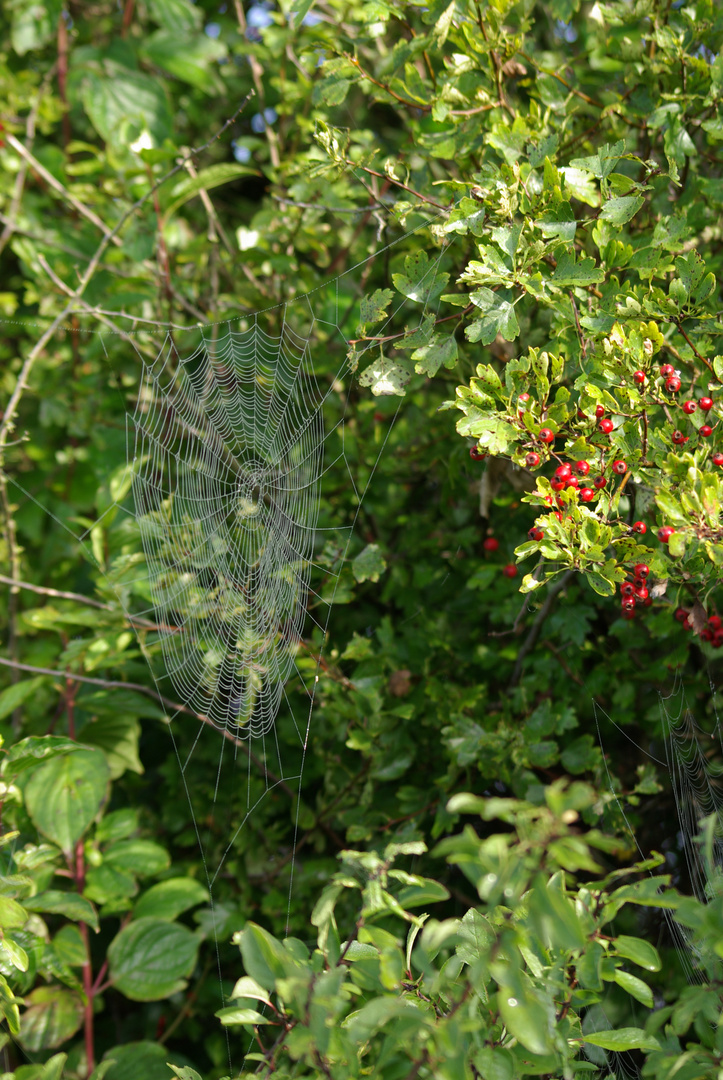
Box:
[614,967,654,1007]
[134,878,209,922]
[108,917,201,1001]
[24,749,110,854]
[613,934,661,971]
[18,986,84,1051]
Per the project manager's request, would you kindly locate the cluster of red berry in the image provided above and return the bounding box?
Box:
[619,563,651,619]
[675,609,723,647]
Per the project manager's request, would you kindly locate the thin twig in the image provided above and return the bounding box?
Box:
[5,133,123,246]
[510,570,575,687]
[0,65,56,260]
[0,573,110,608]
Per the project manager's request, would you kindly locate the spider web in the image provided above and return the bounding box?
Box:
[129,321,326,739]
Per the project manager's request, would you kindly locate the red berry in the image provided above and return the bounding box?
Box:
[593,475,607,489]
[554,463,572,479]
[708,615,722,630]
[674,607,689,623]
[525,451,541,468]
[595,404,605,418]
[574,460,590,476]
[643,596,653,607]
[483,537,499,552]
[701,628,714,642]
[660,364,675,377]
[577,409,586,420]
[658,526,675,543]
[565,476,579,489]
[714,630,723,648]
[551,478,566,492]
[552,510,563,522]
[621,597,636,612]
[672,430,688,445]
[666,376,682,392]
[700,397,714,411]
[633,371,646,385]
[634,563,649,579]
[502,563,517,578]
[612,459,627,475]
[632,521,647,534]
[580,487,595,502]
[621,582,635,597]
[599,418,614,434]
[519,393,530,403]
[470,446,487,460]
[700,425,713,437]
[538,428,555,443]
[635,585,649,601]
[682,400,697,415]
[713,453,723,466]
[528,527,544,542]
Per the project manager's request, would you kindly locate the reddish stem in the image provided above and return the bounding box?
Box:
[75,839,95,1073]
[57,15,71,147]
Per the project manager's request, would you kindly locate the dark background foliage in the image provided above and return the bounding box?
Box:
[1,0,723,1076]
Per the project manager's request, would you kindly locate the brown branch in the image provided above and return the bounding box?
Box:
[674,320,714,373]
[343,158,448,211]
[0,573,110,609]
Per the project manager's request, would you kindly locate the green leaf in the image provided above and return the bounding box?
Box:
[18,987,84,1052]
[291,0,315,27]
[81,64,173,148]
[0,894,28,930]
[570,140,625,179]
[108,918,201,1001]
[396,879,450,907]
[235,922,291,991]
[104,839,171,877]
[99,1042,192,1080]
[134,878,209,921]
[163,163,259,220]
[412,334,458,377]
[358,356,412,396]
[584,1027,660,1052]
[359,288,395,327]
[229,975,273,1006]
[167,1068,203,1080]
[613,934,661,971]
[0,678,44,722]
[2,735,83,776]
[614,968,654,1007]
[24,749,110,854]
[216,1005,273,1026]
[352,544,387,583]
[78,715,143,779]
[392,250,449,303]
[148,0,202,31]
[0,972,21,1035]
[0,934,28,972]
[24,890,99,932]
[551,250,604,287]
[140,32,226,93]
[466,289,520,345]
[600,195,645,225]
[8,0,62,55]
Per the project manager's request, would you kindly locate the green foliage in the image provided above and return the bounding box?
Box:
[219,788,723,1079]
[0,0,722,1076]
